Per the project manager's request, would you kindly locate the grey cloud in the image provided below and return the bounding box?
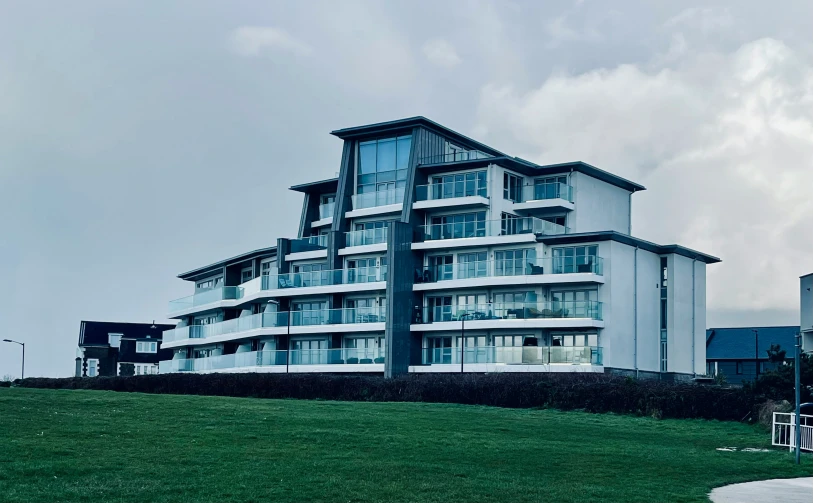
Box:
[1,0,812,378]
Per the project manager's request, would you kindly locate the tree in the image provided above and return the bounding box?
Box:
[745,346,812,403]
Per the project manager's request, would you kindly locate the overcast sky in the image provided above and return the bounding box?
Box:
[1,0,812,378]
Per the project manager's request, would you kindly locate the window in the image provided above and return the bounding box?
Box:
[533,176,568,200]
[292,301,327,326]
[456,293,487,317]
[428,255,453,281]
[427,296,452,323]
[500,212,531,235]
[706,361,717,376]
[108,333,123,348]
[551,334,598,347]
[427,336,453,363]
[503,172,522,202]
[293,262,327,287]
[357,136,411,197]
[494,292,534,317]
[136,341,158,353]
[542,215,566,227]
[135,364,157,375]
[430,171,487,199]
[660,257,668,331]
[457,252,487,279]
[196,276,223,290]
[428,212,486,240]
[87,359,98,377]
[495,249,537,276]
[550,290,599,318]
[347,257,384,283]
[290,339,328,365]
[736,361,743,374]
[261,259,275,277]
[241,267,253,284]
[552,246,599,273]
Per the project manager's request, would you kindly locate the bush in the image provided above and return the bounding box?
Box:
[0,381,10,388]
[15,373,756,421]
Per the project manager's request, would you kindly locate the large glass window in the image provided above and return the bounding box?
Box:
[431,171,487,199]
[495,249,537,276]
[550,290,598,318]
[427,296,452,322]
[429,255,453,281]
[429,212,486,239]
[503,172,522,202]
[534,176,568,200]
[457,252,487,279]
[552,245,599,273]
[357,136,411,196]
[293,301,327,326]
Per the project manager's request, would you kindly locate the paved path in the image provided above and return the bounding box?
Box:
[709,477,812,503]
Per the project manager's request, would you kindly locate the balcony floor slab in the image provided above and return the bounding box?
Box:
[409,363,603,373]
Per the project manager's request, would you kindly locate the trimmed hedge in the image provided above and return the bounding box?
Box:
[0,381,10,388]
[13,373,755,421]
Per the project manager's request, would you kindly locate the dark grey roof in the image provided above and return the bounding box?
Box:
[801,272,813,279]
[79,321,175,347]
[706,326,800,360]
[330,116,506,157]
[289,177,339,194]
[537,231,721,264]
[177,246,277,280]
[419,157,645,192]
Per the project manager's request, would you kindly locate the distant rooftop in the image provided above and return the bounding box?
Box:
[706,326,799,360]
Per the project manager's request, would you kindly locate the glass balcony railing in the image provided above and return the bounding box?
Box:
[291,306,386,326]
[415,180,488,201]
[418,150,492,165]
[415,256,603,283]
[416,217,568,242]
[290,235,328,253]
[345,227,388,247]
[421,346,602,365]
[159,348,386,373]
[351,187,405,210]
[261,266,387,290]
[421,301,603,323]
[318,202,335,220]
[163,307,386,343]
[162,312,290,342]
[168,286,242,313]
[520,183,574,203]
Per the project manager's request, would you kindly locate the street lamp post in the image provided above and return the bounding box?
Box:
[3,339,24,379]
[752,329,759,379]
[795,332,802,465]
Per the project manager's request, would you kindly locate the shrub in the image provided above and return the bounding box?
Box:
[15,373,757,421]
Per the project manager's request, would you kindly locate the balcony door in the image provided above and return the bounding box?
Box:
[550,290,598,318]
[291,339,327,365]
[428,337,453,364]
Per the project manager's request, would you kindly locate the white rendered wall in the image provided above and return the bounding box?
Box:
[668,254,705,375]
[570,172,632,234]
[602,241,662,373]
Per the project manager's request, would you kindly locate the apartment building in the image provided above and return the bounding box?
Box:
[160,117,720,379]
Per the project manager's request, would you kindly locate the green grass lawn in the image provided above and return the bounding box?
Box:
[0,388,808,503]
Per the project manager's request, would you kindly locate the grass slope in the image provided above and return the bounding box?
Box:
[0,388,808,503]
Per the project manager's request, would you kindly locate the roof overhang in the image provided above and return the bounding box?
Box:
[419,158,645,193]
[289,177,339,194]
[178,246,278,280]
[537,231,721,264]
[330,116,505,157]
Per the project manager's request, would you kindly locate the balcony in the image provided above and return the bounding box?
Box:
[418,150,492,165]
[286,235,328,261]
[341,227,388,254]
[159,348,385,373]
[312,202,335,228]
[260,266,387,296]
[421,346,603,366]
[413,257,603,291]
[512,183,575,213]
[413,180,489,211]
[413,301,603,332]
[162,307,387,347]
[162,312,288,344]
[290,306,386,327]
[413,217,568,250]
[347,188,404,218]
[168,286,242,315]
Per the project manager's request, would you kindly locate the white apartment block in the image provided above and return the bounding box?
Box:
[159,117,720,379]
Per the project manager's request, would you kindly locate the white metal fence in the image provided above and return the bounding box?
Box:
[772,412,813,452]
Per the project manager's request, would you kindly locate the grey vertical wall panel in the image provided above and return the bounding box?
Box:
[384,221,419,377]
[331,141,355,234]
